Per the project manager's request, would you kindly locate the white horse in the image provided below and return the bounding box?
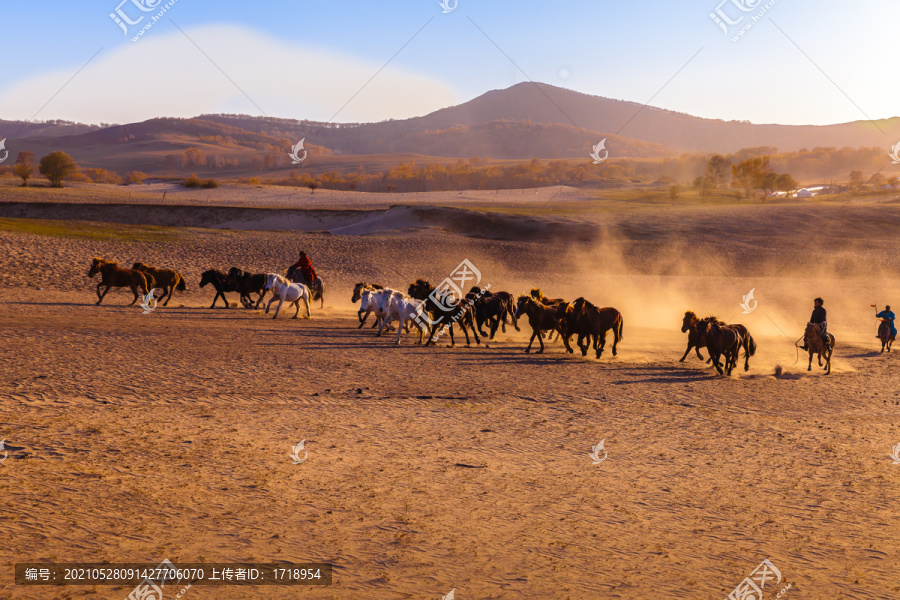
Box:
[359,289,387,331]
[264,273,311,319]
[377,291,429,344]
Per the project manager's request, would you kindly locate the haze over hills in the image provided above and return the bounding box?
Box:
[1,82,897,176]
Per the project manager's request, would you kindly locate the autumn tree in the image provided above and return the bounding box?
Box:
[705,154,731,188]
[13,151,34,187]
[39,151,78,187]
[849,170,864,191]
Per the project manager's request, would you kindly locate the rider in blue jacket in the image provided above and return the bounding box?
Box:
[876,305,897,338]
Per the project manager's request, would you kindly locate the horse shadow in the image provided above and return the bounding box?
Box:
[612,366,714,385]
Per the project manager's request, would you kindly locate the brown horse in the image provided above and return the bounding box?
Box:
[878,319,895,353]
[680,311,723,363]
[569,297,623,358]
[515,295,563,354]
[352,282,384,327]
[132,262,186,306]
[530,288,564,340]
[804,322,835,374]
[88,258,149,306]
[408,279,480,347]
[700,319,745,376]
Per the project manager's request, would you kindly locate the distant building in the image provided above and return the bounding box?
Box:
[796,188,814,198]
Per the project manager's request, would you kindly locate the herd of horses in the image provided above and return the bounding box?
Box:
[86,258,844,375]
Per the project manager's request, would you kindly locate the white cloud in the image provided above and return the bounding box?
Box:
[0,24,458,124]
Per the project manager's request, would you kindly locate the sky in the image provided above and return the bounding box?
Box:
[0,0,897,127]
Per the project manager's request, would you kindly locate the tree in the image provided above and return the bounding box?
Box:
[706,154,731,188]
[731,156,772,197]
[669,184,680,201]
[39,151,78,187]
[307,181,319,194]
[775,173,798,196]
[849,170,864,192]
[13,151,34,187]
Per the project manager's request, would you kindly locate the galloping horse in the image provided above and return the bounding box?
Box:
[804,322,835,374]
[408,279,480,347]
[287,266,325,308]
[132,262,186,307]
[515,295,563,354]
[265,274,311,319]
[570,297,623,358]
[878,319,895,353]
[199,269,235,309]
[227,267,268,309]
[680,311,723,363]
[700,319,745,376]
[88,258,149,306]
[468,286,519,339]
[352,283,384,328]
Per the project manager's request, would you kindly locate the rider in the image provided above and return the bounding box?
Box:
[289,251,318,284]
[800,297,828,351]
[876,305,897,339]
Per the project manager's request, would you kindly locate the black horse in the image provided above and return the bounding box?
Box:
[199,269,236,309]
[408,279,481,347]
[227,267,268,309]
[286,266,325,308]
[467,286,519,339]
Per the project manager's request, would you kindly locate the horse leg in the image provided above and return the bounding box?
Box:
[95,282,104,302]
[807,351,813,372]
[597,331,607,359]
[273,297,285,319]
[712,351,725,375]
[292,299,301,319]
[129,285,141,306]
[97,285,113,306]
[525,330,537,353]
[536,329,546,354]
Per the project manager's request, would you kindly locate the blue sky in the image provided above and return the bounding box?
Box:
[1,0,897,126]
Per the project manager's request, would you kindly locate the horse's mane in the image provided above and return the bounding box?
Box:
[93,257,116,266]
[573,296,596,310]
[684,310,697,318]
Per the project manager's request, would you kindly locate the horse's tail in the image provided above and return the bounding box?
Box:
[138,273,150,294]
[746,333,757,357]
[616,313,624,342]
[176,274,187,291]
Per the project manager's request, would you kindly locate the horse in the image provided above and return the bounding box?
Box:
[680,311,722,363]
[878,319,895,353]
[264,273,311,319]
[353,283,384,328]
[804,322,835,374]
[376,291,429,344]
[556,301,590,354]
[468,286,519,339]
[199,269,235,309]
[408,279,480,347]
[515,295,563,354]
[569,297,623,358]
[88,258,150,306]
[287,266,325,308]
[227,267,268,309]
[530,288,564,341]
[698,318,745,376]
[132,262,186,307]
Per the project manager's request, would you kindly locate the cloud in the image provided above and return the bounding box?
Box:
[0,24,458,124]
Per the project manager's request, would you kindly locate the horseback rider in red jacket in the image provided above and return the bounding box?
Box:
[289,251,318,284]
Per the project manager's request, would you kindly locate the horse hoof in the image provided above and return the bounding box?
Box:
[524,350,530,354]
[536,350,544,354]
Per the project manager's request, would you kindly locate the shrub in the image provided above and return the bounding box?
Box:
[183,174,202,188]
[126,171,148,184]
[200,179,219,189]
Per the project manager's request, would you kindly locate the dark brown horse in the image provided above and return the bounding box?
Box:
[699,318,746,376]
[804,322,835,374]
[468,286,519,339]
[88,258,151,306]
[132,262,186,307]
[408,279,480,347]
[227,267,268,309]
[88,258,149,306]
[556,301,589,354]
[680,311,727,364]
[353,282,384,327]
[569,297,623,358]
[199,269,235,309]
[515,295,563,354]
[878,319,895,353]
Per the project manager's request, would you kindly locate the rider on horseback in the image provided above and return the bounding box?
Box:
[800,297,828,351]
[876,305,897,339]
[289,251,318,285]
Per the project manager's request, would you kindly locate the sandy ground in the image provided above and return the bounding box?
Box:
[2,192,900,600]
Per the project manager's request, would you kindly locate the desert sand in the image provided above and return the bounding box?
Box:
[1,185,900,599]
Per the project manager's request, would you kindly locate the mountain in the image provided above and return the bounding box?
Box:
[1,82,897,176]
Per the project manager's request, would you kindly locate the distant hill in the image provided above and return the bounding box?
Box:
[1,82,898,178]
